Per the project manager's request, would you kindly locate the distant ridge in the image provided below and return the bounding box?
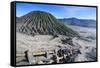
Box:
[17,11,79,37]
[58,18,96,28]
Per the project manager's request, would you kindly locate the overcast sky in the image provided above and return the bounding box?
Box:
[16,2,96,20]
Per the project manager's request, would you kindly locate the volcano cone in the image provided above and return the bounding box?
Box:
[17,11,78,37]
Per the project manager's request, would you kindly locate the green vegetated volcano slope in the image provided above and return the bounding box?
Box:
[17,11,79,37]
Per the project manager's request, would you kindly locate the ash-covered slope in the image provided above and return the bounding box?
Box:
[17,11,78,37]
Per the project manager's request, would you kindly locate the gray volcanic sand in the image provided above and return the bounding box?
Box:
[16,25,96,65]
